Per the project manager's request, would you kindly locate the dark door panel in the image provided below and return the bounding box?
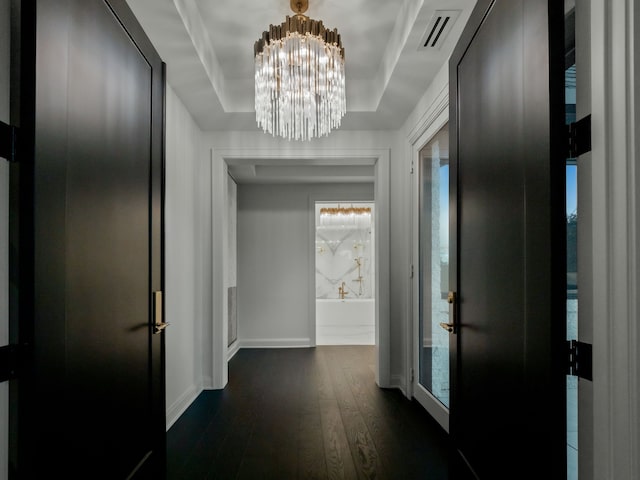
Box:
[10,0,165,477]
[449,0,566,477]
[65,2,152,472]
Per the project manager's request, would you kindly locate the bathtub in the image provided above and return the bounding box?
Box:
[316,298,375,345]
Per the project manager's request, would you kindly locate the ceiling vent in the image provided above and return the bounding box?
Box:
[419,10,461,50]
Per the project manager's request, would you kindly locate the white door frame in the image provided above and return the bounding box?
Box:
[210,148,391,389]
[408,95,450,432]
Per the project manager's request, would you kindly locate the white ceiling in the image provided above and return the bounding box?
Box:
[126,0,476,134]
[125,0,475,184]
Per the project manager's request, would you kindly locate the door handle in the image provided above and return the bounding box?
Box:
[439,322,454,333]
[154,322,170,333]
[444,291,458,334]
[153,291,169,335]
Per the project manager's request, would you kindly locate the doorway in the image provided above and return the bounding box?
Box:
[213,150,391,388]
[315,202,376,346]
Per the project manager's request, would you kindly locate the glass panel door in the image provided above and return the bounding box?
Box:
[418,124,450,408]
[565,2,578,478]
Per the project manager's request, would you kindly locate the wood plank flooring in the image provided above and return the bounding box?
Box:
[167,346,469,479]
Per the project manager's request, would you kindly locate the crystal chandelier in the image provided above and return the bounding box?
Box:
[254,0,346,141]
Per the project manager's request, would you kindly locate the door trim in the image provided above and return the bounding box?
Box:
[409,100,450,432]
[211,148,391,389]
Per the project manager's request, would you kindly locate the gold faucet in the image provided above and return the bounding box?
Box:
[338,282,348,299]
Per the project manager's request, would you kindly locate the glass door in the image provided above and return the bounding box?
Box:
[414,123,450,428]
[565,2,578,478]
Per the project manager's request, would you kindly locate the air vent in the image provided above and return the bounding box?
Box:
[419,10,461,50]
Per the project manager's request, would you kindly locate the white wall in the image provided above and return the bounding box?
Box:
[237,183,374,347]
[0,0,9,477]
[589,0,640,478]
[164,85,210,429]
[402,62,449,142]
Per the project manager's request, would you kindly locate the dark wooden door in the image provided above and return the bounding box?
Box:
[449,0,566,478]
[9,1,165,477]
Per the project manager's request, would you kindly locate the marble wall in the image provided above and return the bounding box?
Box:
[315,203,375,299]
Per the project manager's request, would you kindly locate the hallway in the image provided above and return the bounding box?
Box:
[167,346,461,479]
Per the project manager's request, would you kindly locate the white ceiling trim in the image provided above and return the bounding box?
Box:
[371,0,424,112]
[127,0,476,132]
[168,0,428,114]
[173,0,232,111]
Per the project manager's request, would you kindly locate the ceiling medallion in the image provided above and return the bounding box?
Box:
[254,0,346,141]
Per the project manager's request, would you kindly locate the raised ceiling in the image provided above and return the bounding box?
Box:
[126,0,476,133]
[226,157,377,184]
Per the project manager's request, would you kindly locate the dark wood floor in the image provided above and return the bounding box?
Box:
[166,346,469,479]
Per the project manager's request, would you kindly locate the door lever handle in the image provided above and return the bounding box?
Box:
[154,321,170,334]
[439,322,454,333]
[445,291,458,334]
[153,291,168,335]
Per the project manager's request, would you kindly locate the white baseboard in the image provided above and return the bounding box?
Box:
[239,338,312,348]
[202,375,214,390]
[227,340,240,360]
[166,384,202,431]
[390,374,407,397]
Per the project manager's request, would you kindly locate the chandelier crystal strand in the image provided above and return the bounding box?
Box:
[254,9,346,141]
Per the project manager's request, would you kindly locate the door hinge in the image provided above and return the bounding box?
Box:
[0,344,26,382]
[0,120,19,163]
[567,340,592,381]
[566,114,591,158]
[410,264,414,278]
